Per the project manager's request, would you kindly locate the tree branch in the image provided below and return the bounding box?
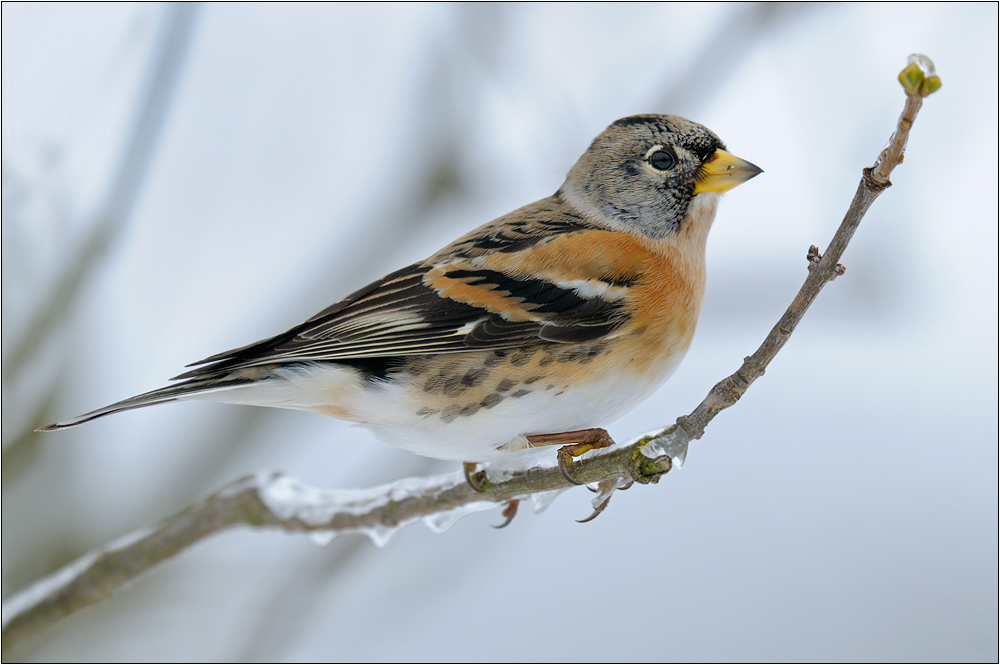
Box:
[0,55,941,651]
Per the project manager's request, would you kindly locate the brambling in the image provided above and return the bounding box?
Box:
[41,114,760,481]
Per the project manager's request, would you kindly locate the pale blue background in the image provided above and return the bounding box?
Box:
[3,3,997,661]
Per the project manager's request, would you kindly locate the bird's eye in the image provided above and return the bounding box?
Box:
[649,150,675,171]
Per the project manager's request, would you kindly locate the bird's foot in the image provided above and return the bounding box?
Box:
[526,428,617,485]
[463,461,488,492]
[577,495,612,523]
[577,477,630,523]
[492,499,520,529]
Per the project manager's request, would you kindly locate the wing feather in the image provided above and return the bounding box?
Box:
[175,201,633,380]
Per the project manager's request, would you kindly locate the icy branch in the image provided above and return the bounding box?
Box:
[0,55,941,651]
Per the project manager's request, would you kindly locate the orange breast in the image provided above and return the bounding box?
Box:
[623,241,704,373]
[474,228,706,375]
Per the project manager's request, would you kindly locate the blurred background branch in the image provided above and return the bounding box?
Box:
[3,3,198,395]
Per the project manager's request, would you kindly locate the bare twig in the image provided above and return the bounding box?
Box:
[677,53,940,440]
[0,55,941,651]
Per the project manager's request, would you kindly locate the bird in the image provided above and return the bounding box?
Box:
[40,114,761,486]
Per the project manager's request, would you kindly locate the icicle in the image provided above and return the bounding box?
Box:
[529,488,567,514]
[590,477,627,510]
[638,425,689,468]
[422,500,499,534]
[308,531,337,546]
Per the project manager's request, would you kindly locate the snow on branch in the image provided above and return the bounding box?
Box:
[1,55,941,652]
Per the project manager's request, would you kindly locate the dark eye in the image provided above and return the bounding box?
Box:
[649,150,675,171]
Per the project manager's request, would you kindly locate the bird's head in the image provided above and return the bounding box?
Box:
[560,114,761,239]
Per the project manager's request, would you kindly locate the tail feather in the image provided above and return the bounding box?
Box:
[36,374,256,431]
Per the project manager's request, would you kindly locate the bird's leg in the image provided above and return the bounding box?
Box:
[463,461,488,492]
[525,428,617,485]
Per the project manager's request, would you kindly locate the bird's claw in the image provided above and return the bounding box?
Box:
[577,477,629,523]
[557,450,584,485]
[463,462,487,493]
[492,499,520,529]
[577,494,612,523]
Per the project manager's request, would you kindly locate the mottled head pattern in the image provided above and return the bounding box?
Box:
[560,114,725,238]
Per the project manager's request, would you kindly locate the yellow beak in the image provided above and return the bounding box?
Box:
[693,149,763,194]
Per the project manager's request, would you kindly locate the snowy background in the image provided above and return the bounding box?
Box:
[3,3,997,661]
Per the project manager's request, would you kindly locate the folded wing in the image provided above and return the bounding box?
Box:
[176,207,634,380]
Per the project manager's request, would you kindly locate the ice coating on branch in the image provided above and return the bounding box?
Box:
[530,489,568,514]
[361,522,413,548]
[256,469,466,525]
[309,531,337,546]
[320,519,421,548]
[1,525,156,629]
[898,54,941,99]
[254,470,508,546]
[638,425,689,468]
[255,470,482,547]
[479,451,559,484]
[422,500,499,534]
[1,552,99,629]
[590,477,629,510]
[907,53,936,78]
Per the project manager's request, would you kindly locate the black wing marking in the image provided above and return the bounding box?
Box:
[176,201,629,379]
